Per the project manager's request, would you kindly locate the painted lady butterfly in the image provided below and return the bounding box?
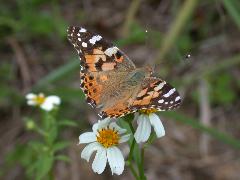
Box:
[67,26,181,118]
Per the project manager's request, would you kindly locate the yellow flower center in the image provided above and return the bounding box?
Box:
[97,127,120,148]
[33,94,46,105]
[139,109,157,115]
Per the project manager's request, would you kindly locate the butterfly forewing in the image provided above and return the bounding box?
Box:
[67,26,135,72]
[67,26,136,108]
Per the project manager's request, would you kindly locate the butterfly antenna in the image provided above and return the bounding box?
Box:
[144,28,156,69]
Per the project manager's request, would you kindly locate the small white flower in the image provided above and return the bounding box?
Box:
[134,110,165,143]
[79,118,130,175]
[26,93,61,111]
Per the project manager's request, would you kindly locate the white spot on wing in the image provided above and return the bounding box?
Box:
[77,49,82,54]
[175,96,181,102]
[154,82,166,91]
[79,28,86,32]
[89,35,102,44]
[78,38,81,41]
[163,88,176,98]
[158,99,164,103]
[82,42,87,47]
[88,102,95,108]
[104,46,118,56]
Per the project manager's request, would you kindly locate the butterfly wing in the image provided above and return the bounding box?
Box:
[99,77,181,118]
[100,77,181,118]
[67,26,181,118]
[67,26,136,108]
[67,26,135,72]
[131,77,181,111]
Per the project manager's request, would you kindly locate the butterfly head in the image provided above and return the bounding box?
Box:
[142,65,154,77]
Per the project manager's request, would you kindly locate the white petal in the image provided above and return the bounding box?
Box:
[107,147,125,175]
[92,118,111,134]
[134,114,151,143]
[27,100,37,106]
[79,132,96,144]
[26,93,36,100]
[40,96,60,111]
[81,142,101,162]
[92,147,107,174]
[109,122,127,134]
[149,113,165,138]
[40,101,54,111]
[119,134,130,143]
[45,96,61,105]
[92,121,99,134]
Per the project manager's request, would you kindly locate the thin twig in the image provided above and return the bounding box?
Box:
[7,37,31,92]
[121,0,142,37]
[199,78,211,157]
[155,0,198,65]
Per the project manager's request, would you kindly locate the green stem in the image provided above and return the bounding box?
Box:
[139,147,146,180]
[128,136,136,163]
[35,126,48,137]
[128,162,139,180]
[222,0,240,29]
[126,119,147,180]
[155,0,198,64]
[127,120,139,179]
[121,0,142,37]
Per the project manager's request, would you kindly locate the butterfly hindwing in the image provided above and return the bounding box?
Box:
[131,77,181,111]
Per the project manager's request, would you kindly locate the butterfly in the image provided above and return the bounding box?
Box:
[67,26,181,118]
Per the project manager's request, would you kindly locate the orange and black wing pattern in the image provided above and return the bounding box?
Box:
[67,26,135,108]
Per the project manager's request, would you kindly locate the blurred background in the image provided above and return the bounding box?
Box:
[1,0,240,179]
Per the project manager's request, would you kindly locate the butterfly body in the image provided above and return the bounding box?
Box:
[67,26,181,118]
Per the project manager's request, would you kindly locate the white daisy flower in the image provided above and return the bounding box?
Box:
[26,93,61,111]
[79,118,130,175]
[134,109,165,143]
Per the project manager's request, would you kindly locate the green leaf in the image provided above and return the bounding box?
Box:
[58,119,78,127]
[36,154,54,180]
[208,73,236,104]
[47,125,58,144]
[52,141,70,152]
[29,141,45,152]
[4,145,32,170]
[144,133,156,148]
[222,0,240,29]
[55,155,71,163]
[32,59,79,90]
[26,160,39,177]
